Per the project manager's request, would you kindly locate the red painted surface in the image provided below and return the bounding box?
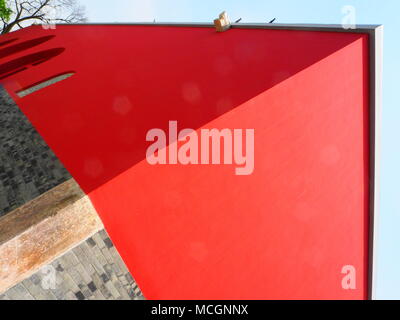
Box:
[0,25,370,299]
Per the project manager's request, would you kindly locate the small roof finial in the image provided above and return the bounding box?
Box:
[214,11,231,32]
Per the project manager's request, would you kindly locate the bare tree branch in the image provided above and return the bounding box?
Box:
[2,0,87,34]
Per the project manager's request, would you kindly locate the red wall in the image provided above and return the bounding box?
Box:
[0,25,370,299]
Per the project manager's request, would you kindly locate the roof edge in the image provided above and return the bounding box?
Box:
[51,22,382,33]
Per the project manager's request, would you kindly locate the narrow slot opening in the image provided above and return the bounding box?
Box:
[16,72,75,98]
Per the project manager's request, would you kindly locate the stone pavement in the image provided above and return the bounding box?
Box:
[0,229,143,300]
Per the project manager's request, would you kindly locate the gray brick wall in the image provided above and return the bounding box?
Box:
[0,86,71,217]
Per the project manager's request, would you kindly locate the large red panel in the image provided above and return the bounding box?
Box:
[0,25,370,299]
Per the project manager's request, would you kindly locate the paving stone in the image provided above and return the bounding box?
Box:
[100,273,110,283]
[91,244,109,267]
[51,287,69,300]
[86,237,96,248]
[90,270,113,299]
[118,274,129,287]
[60,272,80,293]
[87,281,97,292]
[100,246,115,266]
[127,287,138,299]
[22,278,57,300]
[104,264,114,279]
[29,273,42,286]
[112,277,131,300]
[59,251,80,269]
[64,291,78,300]
[134,285,143,297]
[81,288,93,299]
[99,229,109,241]
[75,291,85,300]
[75,263,93,284]
[92,233,106,249]
[90,289,106,300]
[125,273,134,284]
[5,283,34,300]
[79,242,107,275]
[110,246,131,275]
[105,281,121,299]
[54,262,65,272]
[72,246,96,276]
[2,228,143,300]
[104,237,114,249]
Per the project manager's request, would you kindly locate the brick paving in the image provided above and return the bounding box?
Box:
[1,229,144,300]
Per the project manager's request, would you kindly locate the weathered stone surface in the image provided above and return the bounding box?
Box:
[0,179,104,293]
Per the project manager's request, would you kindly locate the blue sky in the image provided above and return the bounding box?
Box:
[78,0,400,299]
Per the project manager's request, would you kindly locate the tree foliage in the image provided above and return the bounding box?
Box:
[0,0,12,21]
[1,0,86,34]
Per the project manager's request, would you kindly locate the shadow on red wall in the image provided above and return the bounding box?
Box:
[0,26,366,194]
[0,35,55,59]
[0,47,64,79]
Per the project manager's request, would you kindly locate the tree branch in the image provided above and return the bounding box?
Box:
[1,0,87,33]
